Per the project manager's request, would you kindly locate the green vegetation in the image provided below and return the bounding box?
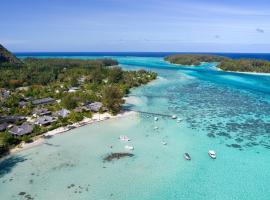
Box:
[219,59,270,73]
[0,44,22,66]
[102,86,124,115]
[165,54,228,66]
[165,54,270,73]
[0,44,157,157]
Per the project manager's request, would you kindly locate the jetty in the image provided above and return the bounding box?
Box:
[123,108,173,118]
[128,94,170,98]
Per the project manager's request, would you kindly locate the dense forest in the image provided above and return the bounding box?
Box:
[218,59,270,73]
[164,54,228,65]
[0,44,22,65]
[0,45,157,156]
[165,54,270,73]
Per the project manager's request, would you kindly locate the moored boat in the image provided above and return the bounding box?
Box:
[171,115,177,119]
[125,145,134,150]
[184,153,191,160]
[119,135,130,141]
[208,150,216,159]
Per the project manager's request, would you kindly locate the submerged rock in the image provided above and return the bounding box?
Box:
[103,153,134,162]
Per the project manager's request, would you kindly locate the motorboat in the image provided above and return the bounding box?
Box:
[184,153,191,160]
[119,135,130,141]
[154,126,159,130]
[125,145,134,150]
[171,115,177,119]
[154,117,159,121]
[162,141,167,145]
[208,150,216,159]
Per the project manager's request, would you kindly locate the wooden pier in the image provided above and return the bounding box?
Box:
[127,94,170,98]
[123,108,173,118]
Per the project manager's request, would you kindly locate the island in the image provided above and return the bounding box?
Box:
[0,44,157,157]
[165,54,270,73]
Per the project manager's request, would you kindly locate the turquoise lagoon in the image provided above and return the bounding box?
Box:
[1,56,270,199]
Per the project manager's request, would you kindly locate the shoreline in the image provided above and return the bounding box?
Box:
[167,60,270,76]
[217,67,270,76]
[7,110,136,156]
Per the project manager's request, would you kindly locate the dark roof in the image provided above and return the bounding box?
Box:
[35,116,57,126]
[32,97,55,105]
[33,108,51,116]
[19,101,28,107]
[86,102,102,112]
[54,109,70,118]
[0,122,8,131]
[0,116,25,123]
[9,123,33,136]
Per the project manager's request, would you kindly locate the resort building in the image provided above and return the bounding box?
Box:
[0,122,8,132]
[9,123,33,136]
[0,115,25,124]
[54,109,70,118]
[32,97,55,106]
[33,108,51,117]
[86,102,103,112]
[35,116,57,126]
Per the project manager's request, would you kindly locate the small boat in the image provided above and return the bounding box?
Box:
[154,126,159,130]
[125,145,134,150]
[119,135,130,141]
[154,117,159,121]
[171,115,177,119]
[162,141,167,145]
[184,153,191,160]
[208,150,216,159]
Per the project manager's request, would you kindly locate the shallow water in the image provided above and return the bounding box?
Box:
[1,55,270,200]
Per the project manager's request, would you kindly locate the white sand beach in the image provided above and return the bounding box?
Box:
[9,111,136,154]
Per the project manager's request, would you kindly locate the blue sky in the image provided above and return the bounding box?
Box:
[1,0,270,52]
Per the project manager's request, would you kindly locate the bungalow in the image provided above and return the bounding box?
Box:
[54,109,70,118]
[86,102,103,112]
[0,116,25,124]
[0,122,8,132]
[9,123,33,136]
[32,98,55,106]
[0,89,10,99]
[19,100,28,107]
[35,116,57,126]
[33,108,51,117]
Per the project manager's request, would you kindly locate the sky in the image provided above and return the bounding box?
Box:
[1,0,270,52]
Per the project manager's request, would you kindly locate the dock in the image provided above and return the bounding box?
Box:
[123,108,173,118]
[127,94,170,98]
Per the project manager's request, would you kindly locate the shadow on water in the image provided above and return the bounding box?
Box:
[0,155,27,178]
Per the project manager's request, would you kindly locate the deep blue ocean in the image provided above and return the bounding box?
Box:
[15,52,270,61]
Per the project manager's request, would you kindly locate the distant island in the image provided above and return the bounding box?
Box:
[0,44,157,157]
[165,54,270,73]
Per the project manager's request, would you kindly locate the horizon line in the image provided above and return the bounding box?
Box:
[14,51,270,54]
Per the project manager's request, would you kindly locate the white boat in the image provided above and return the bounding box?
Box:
[154,117,159,121]
[119,135,130,141]
[184,153,191,160]
[154,126,159,130]
[208,150,216,159]
[162,141,167,145]
[125,145,134,150]
[171,115,177,119]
